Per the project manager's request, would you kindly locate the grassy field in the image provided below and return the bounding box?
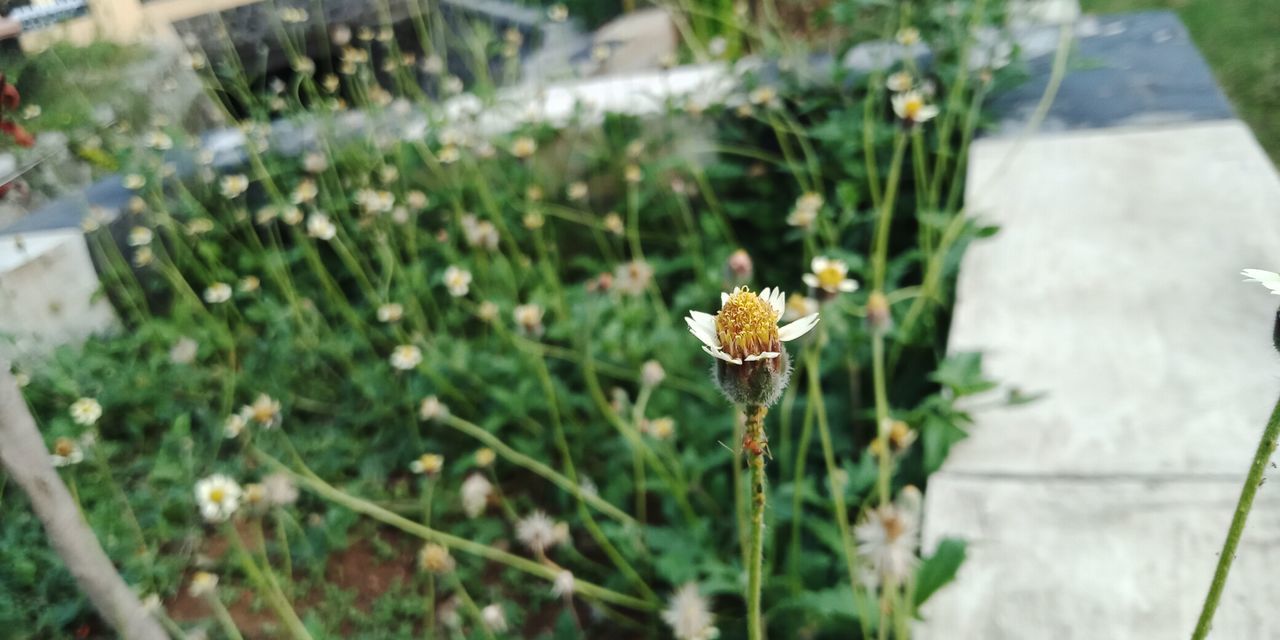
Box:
[1081,0,1280,166]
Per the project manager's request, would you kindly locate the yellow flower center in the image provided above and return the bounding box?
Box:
[252,404,275,424]
[817,265,845,290]
[715,289,780,360]
[54,437,74,457]
[881,509,905,541]
[904,97,923,119]
[209,488,226,504]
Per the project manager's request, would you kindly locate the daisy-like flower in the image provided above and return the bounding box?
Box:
[603,212,625,236]
[195,474,243,523]
[132,247,153,269]
[306,213,336,240]
[854,487,922,586]
[646,417,675,440]
[355,189,395,215]
[516,510,566,554]
[128,226,153,247]
[481,603,508,632]
[69,398,103,426]
[204,282,232,304]
[686,287,818,406]
[475,447,495,467]
[438,145,461,164]
[280,206,304,226]
[419,396,448,421]
[240,394,282,429]
[223,414,246,439]
[662,583,719,640]
[147,131,173,150]
[377,303,404,323]
[803,256,860,296]
[896,27,921,46]
[123,174,145,190]
[419,543,455,574]
[262,472,299,507]
[50,436,84,467]
[891,90,940,125]
[220,174,249,199]
[292,179,318,204]
[783,293,820,322]
[476,301,499,323]
[886,71,913,93]
[460,473,492,518]
[169,337,199,364]
[303,151,328,173]
[567,181,589,201]
[514,303,545,337]
[552,570,575,598]
[748,86,777,107]
[391,345,423,370]
[186,218,215,235]
[410,453,444,475]
[188,571,219,598]
[239,276,260,293]
[547,3,568,22]
[786,192,824,229]
[444,266,472,297]
[243,482,269,512]
[614,260,654,297]
[1242,269,1280,295]
[510,136,537,159]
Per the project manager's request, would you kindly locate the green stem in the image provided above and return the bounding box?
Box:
[205,593,246,640]
[1192,393,1280,639]
[744,405,768,640]
[221,522,313,640]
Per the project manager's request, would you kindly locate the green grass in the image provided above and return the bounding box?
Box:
[1081,0,1280,166]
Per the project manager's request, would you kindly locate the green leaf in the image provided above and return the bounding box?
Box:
[930,352,997,397]
[913,538,967,607]
[922,413,968,474]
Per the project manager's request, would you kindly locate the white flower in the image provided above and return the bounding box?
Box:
[391,345,422,370]
[377,303,404,323]
[410,453,444,475]
[685,287,819,365]
[891,90,940,124]
[783,293,820,322]
[127,226,153,247]
[603,212,624,235]
[443,266,472,297]
[886,71,913,93]
[306,213,336,240]
[1242,269,1280,295]
[786,192,824,228]
[50,436,84,467]
[662,583,719,640]
[641,360,666,387]
[303,152,328,173]
[552,570,575,598]
[220,174,249,199]
[646,417,675,440]
[292,179,318,204]
[854,488,922,586]
[195,474,243,522]
[419,543,455,573]
[481,603,508,632]
[567,181,589,201]
[188,571,219,598]
[517,510,566,553]
[803,256,860,295]
[419,396,448,421]
[123,174,145,189]
[239,276,260,293]
[223,414,246,439]
[169,337,199,364]
[748,86,777,107]
[511,136,537,159]
[896,27,921,46]
[460,473,492,518]
[282,206,305,226]
[614,260,654,297]
[355,189,395,215]
[147,131,173,150]
[461,214,499,251]
[546,3,568,22]
[204,283,233,304]
[240,394,282,429]
[69,398,103,426]
[514,303,545,337]
[262,472,299,506]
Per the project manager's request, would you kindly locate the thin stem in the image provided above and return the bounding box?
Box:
[221,522,313,640]
[744,404,769,640]
[204,592,246,640]
[1192,393,1280,639]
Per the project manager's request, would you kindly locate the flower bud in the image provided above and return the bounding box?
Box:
[725,249,753,286]
[866,290,892,334]
[712,348,791,408]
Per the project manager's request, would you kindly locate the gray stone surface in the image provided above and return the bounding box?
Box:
[0,229,118,359]
[919,474,1280,639]
[986,11,1235,135]
[949,120,1280,477]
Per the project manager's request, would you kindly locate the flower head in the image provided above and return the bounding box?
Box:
[786,192,824,229]
[419,396,448,421]
[552,570,575,598]
[461,473,492,518]
[803,257,860,296]
[886,71,913,93]
[854,486,922,586]
[514,303,545,337]
[475,447,495,467]
[687,287,818,406]
[377,303,404,323]
[892,90,939,125]
[220,174,249,199]
[262,472,299,507]
[662,583,719,640]
[69,398,102,426]
[169,337,199,364]
[306,213,336,240]
[517,510,567,554]
[204,283,232,304]
[188,571,219,598]
[240,394,282,429]
[614,260,654,296]
[195,474,243,522]
[641,360,666,387]
[482,603,509,632]
[391,345,423,370]
[511,136,537,159]
[547,3,568,21]
[444,266,472,297]
[223,414,246,439]
[128,226,153,247]
[896,27,921,46]
[419,543,455,574]
[410,453,444,475]
[50,436,84,467]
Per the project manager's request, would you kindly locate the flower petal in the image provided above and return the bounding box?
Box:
[721,291,730,306]
[767,287,785,318]
[839,279,860,292]
[778,313,820,342]
[685,312,720,348]
[702,344,742,365]
[802,273,819,288]
[745,351,781,361]
[811,256,829,273]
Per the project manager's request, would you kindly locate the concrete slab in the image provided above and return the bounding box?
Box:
[0,228,117,359]
[948,120,1280,477]
[918,474,1280,639]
